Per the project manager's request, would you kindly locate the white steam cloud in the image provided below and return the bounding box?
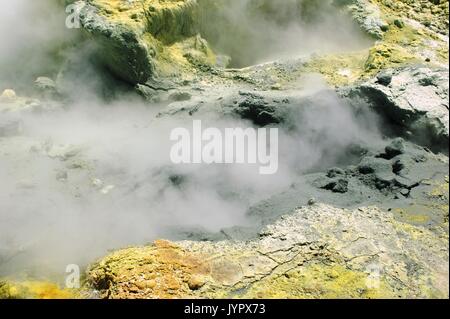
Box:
[199,0,372,67]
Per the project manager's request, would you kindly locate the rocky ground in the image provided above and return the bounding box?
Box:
[87,203,449,299]
[0,0,448,298]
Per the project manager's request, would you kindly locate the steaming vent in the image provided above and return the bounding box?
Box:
[196,0,372,68]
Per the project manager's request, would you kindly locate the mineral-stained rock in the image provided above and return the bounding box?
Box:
[0,89,17,101]
[0,280,76,299]
[1,0,447,301]
[384,0,449,36]
[337,0,449,38]
[77,0,216,85]
[78,3,155,84]
[72,0,449,91]
[340,66,449,149]
[86,204,449,299]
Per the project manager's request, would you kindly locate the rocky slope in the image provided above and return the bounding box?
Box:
[0,0,448,299]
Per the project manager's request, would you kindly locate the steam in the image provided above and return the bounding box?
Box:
[0,0,382,277]
[199,0,372,67]
[0,0,77,93]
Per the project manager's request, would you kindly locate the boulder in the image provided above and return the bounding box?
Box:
[340,66,449,149]
[77,0,216,85]
[78,3,155,84]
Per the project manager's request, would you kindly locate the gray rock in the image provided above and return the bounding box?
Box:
[78,4,155,84]
[322,178,349,193]
[340,66,449,150]
[358,157,392,175]
[335,0,389,39]
[376,71,392,86]
[89,203,450,298]
[384,138,405,159]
